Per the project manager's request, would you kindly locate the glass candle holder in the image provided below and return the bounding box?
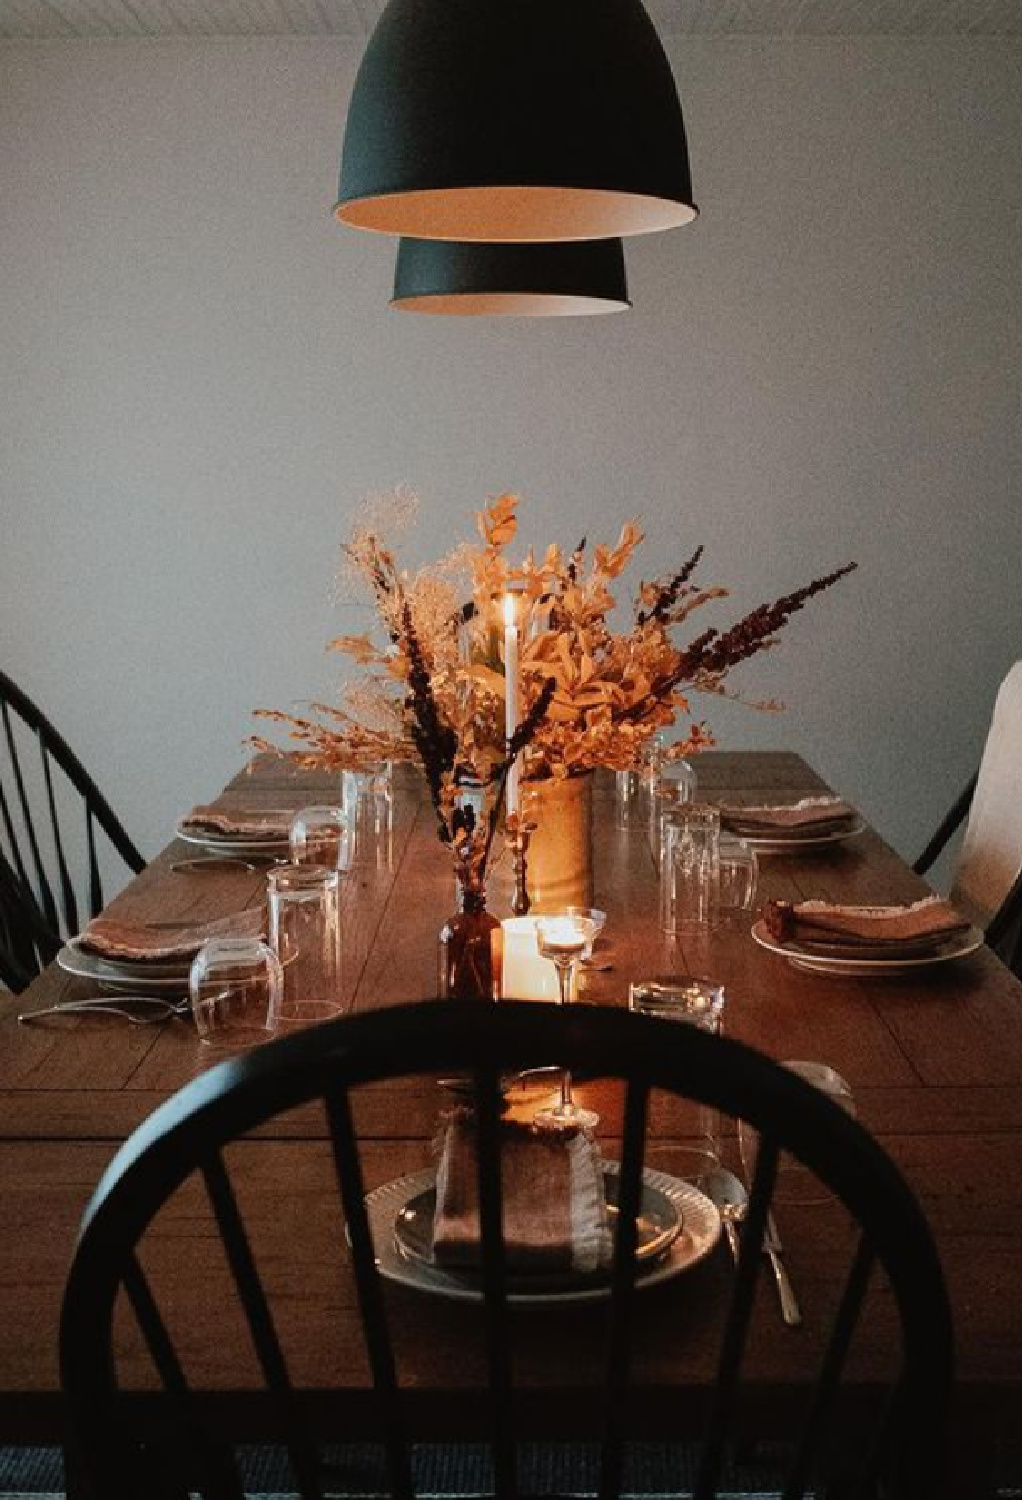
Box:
[267,865,346,1029]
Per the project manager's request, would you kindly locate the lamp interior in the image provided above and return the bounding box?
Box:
[337,185,698,241]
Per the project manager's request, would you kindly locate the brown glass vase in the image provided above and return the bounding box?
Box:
[438,883,501,1001]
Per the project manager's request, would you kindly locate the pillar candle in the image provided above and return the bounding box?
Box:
[501,917,577,1002]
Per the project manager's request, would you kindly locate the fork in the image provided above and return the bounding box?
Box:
[762,1209,802,1327]
[18,996,190,1027]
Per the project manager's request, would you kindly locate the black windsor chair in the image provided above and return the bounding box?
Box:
[0,847,61,991]
[0,668,145,988]
[60,1001,953,1500]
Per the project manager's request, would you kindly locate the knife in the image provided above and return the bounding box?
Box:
[763,1209,802,1327]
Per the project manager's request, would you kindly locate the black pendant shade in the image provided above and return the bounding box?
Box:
[337,0,697,243]
[391,238,630,316]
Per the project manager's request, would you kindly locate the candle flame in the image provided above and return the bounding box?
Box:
[503,593,516,629]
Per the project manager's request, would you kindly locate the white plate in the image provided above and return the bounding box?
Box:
[723,818,865,855]
[364,1164,721,1307]
[57,939,191,992]
[751,918,985,977]
[174,820,289,856]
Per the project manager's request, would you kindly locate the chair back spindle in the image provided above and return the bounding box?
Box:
[0,669,144,989]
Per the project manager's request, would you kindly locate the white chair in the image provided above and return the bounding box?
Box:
[915,660,1022,969]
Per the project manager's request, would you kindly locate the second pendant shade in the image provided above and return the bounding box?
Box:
[391,239,630,317]
[337,0,697,243]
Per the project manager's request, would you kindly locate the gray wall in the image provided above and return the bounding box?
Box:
[2,34,1020,884]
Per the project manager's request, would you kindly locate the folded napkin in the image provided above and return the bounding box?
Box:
[78,906,267,964]
[432,1110,612,1275]
[763,895,971,953]
[721,795,855,836]
[180,805,294,839]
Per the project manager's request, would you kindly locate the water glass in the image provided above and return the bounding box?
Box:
[629,975,725,1031]
[189,936,282,1049]
[716,835,759,930]
[341,763,393,868]
[630,975,726,1159]
[267,865,346,1028]
[651,759,697,844]
[289,805,353,872]
[659,805,720,935]
[615,768,643,830]
[739,1060,857,1206]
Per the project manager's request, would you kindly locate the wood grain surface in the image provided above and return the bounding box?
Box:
[1,752,1020,1486]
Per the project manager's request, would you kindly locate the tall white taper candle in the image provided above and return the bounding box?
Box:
[503,592,520,818]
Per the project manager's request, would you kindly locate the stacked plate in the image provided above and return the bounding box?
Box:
[365,1164,721,1307]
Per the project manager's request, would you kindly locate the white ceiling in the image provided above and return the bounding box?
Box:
[0,0,1020,39]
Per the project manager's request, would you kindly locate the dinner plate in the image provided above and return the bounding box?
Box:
[174,820,289,856]
[57,939,192,992]
[751,919,985,977]
[395,1167,682,1278]
[364,1164,720,1307]
[721,818,865,855]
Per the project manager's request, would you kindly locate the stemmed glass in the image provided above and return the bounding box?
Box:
[534,914,598,1129]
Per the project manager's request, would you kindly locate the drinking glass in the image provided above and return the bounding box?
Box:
[659,805,720,935]
[738,1060,857,1206]
[289,805,353,872]
[267,865,346,1029]
[341,763,393,868]
[652,759,697,846]
[189,936,282,1049]
[534,914,598,1130]
[716,835,759,930]
[630,975,726,1157]
[615,768,643,830]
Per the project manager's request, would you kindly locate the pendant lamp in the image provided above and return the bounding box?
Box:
[336,0,697,243]
[391,238,630,316]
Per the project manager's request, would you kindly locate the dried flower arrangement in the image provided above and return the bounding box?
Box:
[253,489,855,890]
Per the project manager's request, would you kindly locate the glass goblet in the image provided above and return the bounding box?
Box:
[534,914,598,1130]
[738,1060,857,1206]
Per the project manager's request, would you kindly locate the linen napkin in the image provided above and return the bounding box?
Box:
[763,895,971,955]
[78,906,267,964]
[717,792,852,840]
[432,1110,612,1275]
[179,805,294,839]
[720,795,856,837]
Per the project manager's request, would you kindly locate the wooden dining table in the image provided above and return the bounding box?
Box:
[1,751,1021,1496]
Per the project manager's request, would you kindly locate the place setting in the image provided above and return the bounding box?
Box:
[713,795,865,855]
[173,802,298,863]
[752,894,983,977]
[366,1105,723,1309]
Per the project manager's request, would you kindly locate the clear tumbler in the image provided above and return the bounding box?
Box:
[267,865,346,1029]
